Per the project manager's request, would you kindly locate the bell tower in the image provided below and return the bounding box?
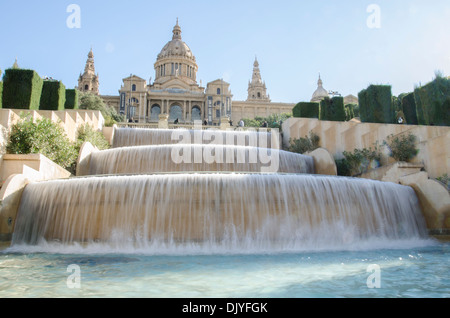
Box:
[78,48,100,95]
[247,57,270,102]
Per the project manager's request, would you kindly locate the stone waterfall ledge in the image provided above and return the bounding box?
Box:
[359,161,425,183]
[399,172,450,233]
[76,142,99,176]
[0,154,72,242]
[306,148,337,176]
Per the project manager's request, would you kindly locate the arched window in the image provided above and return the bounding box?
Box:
[257,92,261,98]
[132,84,136,92]
[150,104,161,121]
[217,88,221,95]
[169,105,183,122]
[191,106,201,121]
[84,85,89,90]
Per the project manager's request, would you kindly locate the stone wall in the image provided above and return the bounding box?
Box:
[282,117,450,179]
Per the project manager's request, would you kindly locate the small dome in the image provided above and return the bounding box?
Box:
[157,21,195,61]
[311,74,329,102]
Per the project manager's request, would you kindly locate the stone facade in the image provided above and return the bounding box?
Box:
[93,21,294,126]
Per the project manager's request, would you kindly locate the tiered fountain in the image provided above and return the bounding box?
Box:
[10,126,428,253]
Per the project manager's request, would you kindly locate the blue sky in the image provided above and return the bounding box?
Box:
[1,0,450,103]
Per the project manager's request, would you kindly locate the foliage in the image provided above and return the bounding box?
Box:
[75,124,110,154]
[400,92,418,125]
[288,131,320,154]
[293,102,320,119]
[39,80,66,111]
[413,75,450,126]
[383,133,419,162]
[0,81,3,109]
[64,89,79,110]
[241,113,291,129]
[344,104,358,121]
[79,92,124,126]
[6,114,78,169]
[436,173,449,191]
[2,69,44,110]
[338,144,382,176]
[319,96,346,122]
[358,85,395,124]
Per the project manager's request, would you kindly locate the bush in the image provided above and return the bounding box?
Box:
[384,133,419,162]
[358,85,395,124]
[400,92,418,125]
[64,89,79,109]
[75,124,110,153]
[0,81,3,109]
[288,131,320,154]
[344,104,358,121]
[413,75,450,126]
[293,102,320,119]
[6,114,78,169]
[339,145,382,176]
[2,69,44,110]
[79,92,123,126]
[39,80,66,111]
[319,97,346,122]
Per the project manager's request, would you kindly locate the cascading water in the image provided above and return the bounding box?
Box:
[77,144,315,176]
[9,127,429,254]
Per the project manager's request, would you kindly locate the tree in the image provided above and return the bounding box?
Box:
[79,92,124,126]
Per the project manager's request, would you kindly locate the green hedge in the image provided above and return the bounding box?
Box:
[65,89,79,109]
[319,96,346,122]
[293,102,320,118]
[2,69,44,110]
[358,85,395,124]
[0,82,3,109]
[39,80,66,111]
[400,92,418,125]
[413,76,450,126]
[345,104,358,121]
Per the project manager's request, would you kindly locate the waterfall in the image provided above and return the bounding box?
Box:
[78,145,315,176]
[12,173,427,252]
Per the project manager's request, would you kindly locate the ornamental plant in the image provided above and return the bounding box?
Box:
[384,133,419,162]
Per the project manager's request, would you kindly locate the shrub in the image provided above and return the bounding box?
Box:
[400,92,418,125]
[413,75,450,126]
[384,133,419,162]
[6,114,78,169]
[339,144,382,176]
[75,124,110,153]
[64,89,79,109]
[293,102,320,119]
[288,131,320,154]
[79,92,123,126]
[358,85,395,124]
[39,80,66,111]
[319,97,346,122]
[344,104,358,121]
[0,81,3,109]
[2,69,44,110]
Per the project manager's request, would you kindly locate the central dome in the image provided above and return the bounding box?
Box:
[157,20,195,61]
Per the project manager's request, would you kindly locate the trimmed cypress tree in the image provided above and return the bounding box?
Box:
[358,85,394,124]
[345,104,358,121]
[0,81,3,109]
[2,69,44,110]
[413,76,450,126]
[319,96,346,122]
[401,92,418,125]
[39,80,66,111]
[293,102,320,118]
[65,89,79,109]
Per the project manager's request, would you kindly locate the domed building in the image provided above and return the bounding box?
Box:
[97,20,295,125]
[310,74,329,103]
